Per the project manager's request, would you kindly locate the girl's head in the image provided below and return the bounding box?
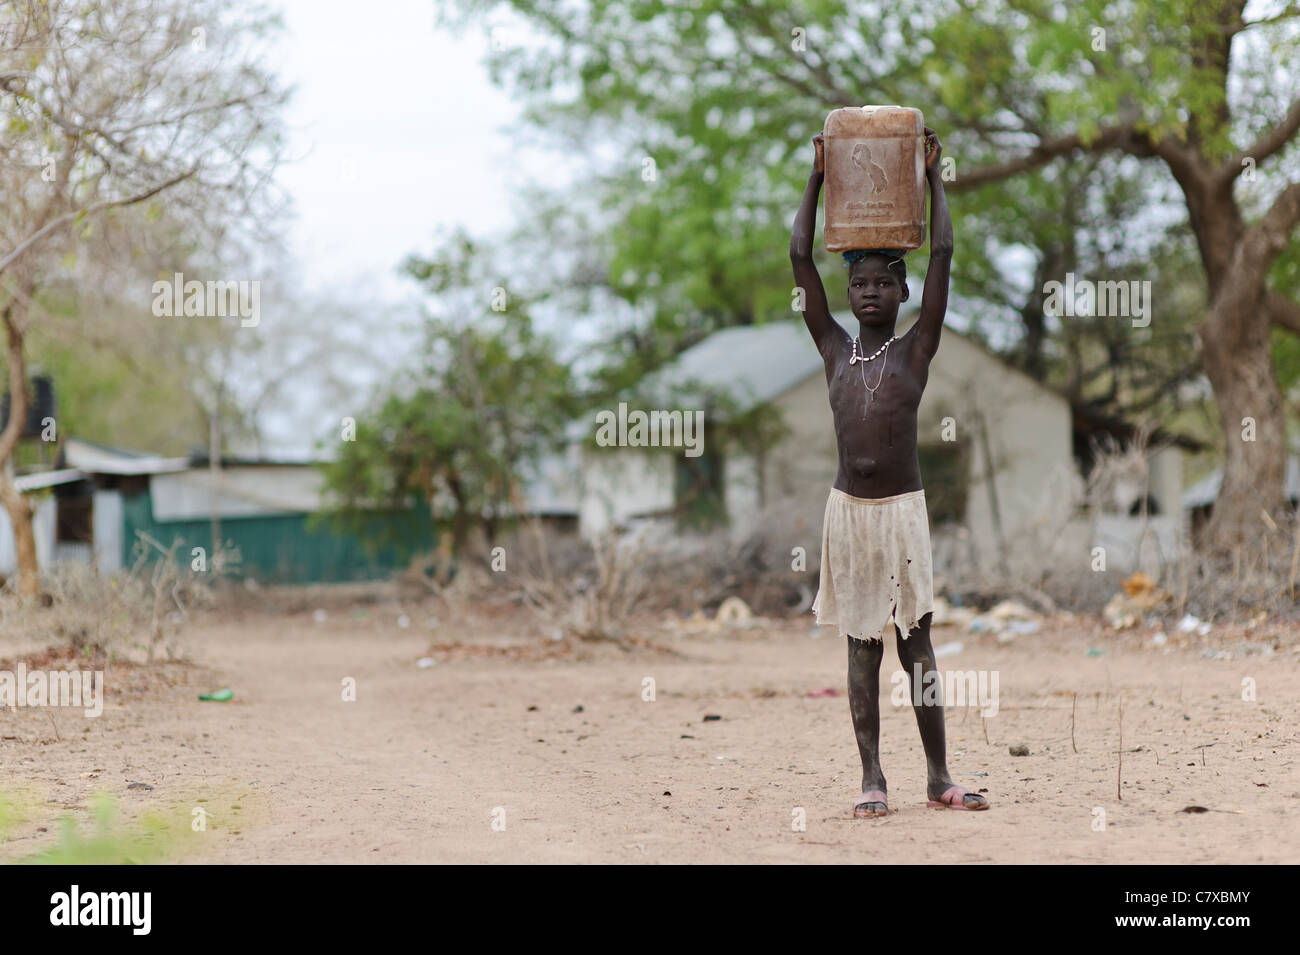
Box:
[844,249,908,325]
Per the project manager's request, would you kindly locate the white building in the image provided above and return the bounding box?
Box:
[558,308,1193,574]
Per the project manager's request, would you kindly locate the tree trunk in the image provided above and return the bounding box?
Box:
[1198,295,1289,551]
[0,472,39,596]
[0,282,40,596]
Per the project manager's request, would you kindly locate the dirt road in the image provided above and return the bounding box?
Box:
[2,606,1297,863]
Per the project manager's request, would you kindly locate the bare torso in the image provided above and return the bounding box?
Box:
[824,326,927,499]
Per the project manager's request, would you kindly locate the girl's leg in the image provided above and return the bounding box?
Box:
[847,633,887,814]
[897,612,988,809]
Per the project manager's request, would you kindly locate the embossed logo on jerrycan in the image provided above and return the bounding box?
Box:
[823,105,926,253]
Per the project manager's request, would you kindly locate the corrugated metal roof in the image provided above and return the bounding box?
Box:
[638,320,825,408]
[13,468,86,492]
[64,437,189,475]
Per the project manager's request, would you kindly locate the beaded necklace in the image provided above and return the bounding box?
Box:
[849,334,897,417]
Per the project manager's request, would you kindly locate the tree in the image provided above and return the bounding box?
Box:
[318,233,580,563]
[0,0,287,593]
[443,0,1300,551]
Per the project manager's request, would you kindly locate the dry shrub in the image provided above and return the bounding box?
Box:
[932,431,1157,614]
[0,532,225,661]
[513,520,659,642]
[1167,511,1300,625]
[928,425,1300,624]
[506,499,820,641]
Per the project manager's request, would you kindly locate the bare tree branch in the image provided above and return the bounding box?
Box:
[0,167,195,275]
[1221,95,1300,182]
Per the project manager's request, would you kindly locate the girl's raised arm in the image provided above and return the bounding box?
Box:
[790,135,841,357]
[910,127,952,364]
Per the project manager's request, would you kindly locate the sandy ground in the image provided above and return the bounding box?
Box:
[2,602,1298,864]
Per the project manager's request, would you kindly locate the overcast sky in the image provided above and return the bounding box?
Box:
[271,0,550,304]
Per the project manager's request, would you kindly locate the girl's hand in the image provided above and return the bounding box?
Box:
[924,127,942,171]
[813,134,825,175]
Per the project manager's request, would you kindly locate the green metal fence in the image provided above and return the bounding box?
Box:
[120,490,437,584]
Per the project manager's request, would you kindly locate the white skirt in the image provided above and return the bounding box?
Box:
[812,487,934,643]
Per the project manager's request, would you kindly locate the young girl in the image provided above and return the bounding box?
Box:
[789,125,989,817]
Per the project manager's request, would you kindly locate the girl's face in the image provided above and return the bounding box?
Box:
[848,256,908,326]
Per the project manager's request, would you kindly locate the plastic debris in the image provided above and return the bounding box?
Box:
[934,641,964,658]
[714,596,753,625]
[416,657,437,669]
[199,688,234,702]
[1177,614,1212,636]
[1103,593,1139,630]
[989,600,1037,621]
[1122,572,1169,608]
[931,596,977,629]
[968,600,1039,636]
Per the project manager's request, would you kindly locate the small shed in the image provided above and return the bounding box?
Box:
[1,438,436,584]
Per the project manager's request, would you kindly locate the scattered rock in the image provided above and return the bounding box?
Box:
[1009,744,1030,757]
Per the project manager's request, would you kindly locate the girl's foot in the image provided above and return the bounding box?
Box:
[927,785,989,810]
[853,790,888,817]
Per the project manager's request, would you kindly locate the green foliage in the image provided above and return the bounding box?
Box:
[317,232,581,554]
[13,293,207,457]
[440,0,1299,433]
[14,793,193,865]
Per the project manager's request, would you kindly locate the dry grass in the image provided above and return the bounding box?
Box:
[0,532,231,661]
